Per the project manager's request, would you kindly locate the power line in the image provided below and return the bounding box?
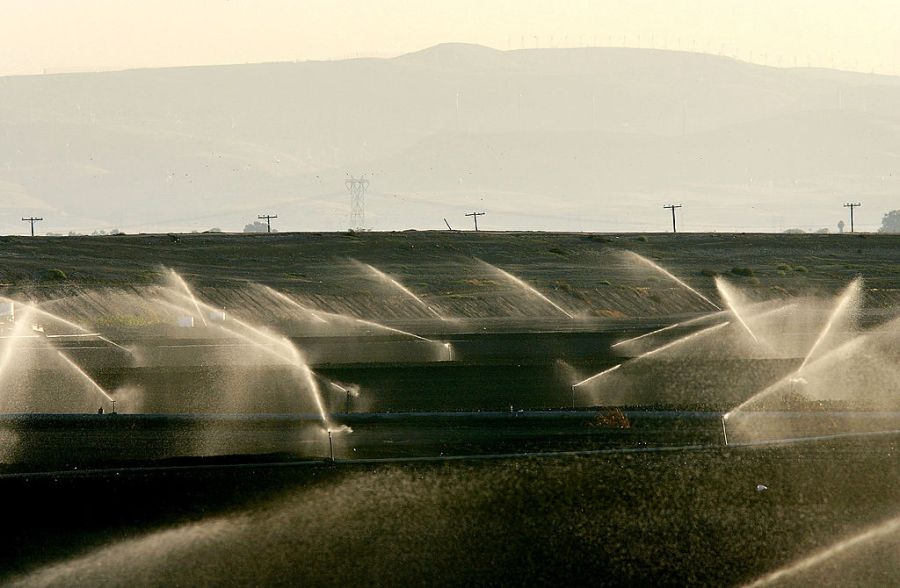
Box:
[843,202,861,233]
[465,211,485,231]
[257,214,277,233]
[22,216,43,237]
[662,204,682,233]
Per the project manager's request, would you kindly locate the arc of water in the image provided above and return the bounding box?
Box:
[476,259,574,319]
[0,305,116,412]
[724,331,872,419]
[0,297,132,354]
[167,269,208,327]
[573,363,622,388]
[584,301,798,391]
[623,251,721,310]
[158,289,334,429]
[155,296,295,364]
[310,371,361,400]
[261,286,329,324]
[353,260,446,320]
[612,310,728,348]
[56,350,115,404]
[174,288,445,360]
[351,316,437,343]
[574,321,732,389]
[0,308,36,384]
[165,287,375,445]
[743,514,900,588]
[636,321,732,360]
[286,345,333,432]
[714,278,760,344]
[798,278,861,371]
[262,285,438,344]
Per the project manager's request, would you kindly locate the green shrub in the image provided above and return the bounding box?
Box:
[46,268,67,281]
[794,265,808,273]
[730,266,754,277]
[635,235,649,243]
[553,279,574,292]
[699,269,718,277]
[776,263,792,271]
[547,247,568,256]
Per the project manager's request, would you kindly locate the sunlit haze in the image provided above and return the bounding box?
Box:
[3,0,899,76]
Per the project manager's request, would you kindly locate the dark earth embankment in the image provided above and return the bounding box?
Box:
[2,231,897,321]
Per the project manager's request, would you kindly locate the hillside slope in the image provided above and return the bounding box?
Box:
[1,44,898,233]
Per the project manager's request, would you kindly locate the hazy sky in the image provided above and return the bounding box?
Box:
[2,0,899,76]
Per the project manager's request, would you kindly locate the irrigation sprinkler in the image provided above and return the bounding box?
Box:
[327,430,335,461]
[721,416,729,446]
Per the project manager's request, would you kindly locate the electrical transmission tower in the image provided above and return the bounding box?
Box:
[22,216,43,236]
[843,202,861,233]
[663,204,682,233]
[345,175,369,230]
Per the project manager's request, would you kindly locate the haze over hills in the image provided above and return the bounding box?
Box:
[1,43,898,234]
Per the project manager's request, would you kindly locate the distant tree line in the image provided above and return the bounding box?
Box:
[243,221,276,233]
[880,210,900,233]
[782,209,900,234]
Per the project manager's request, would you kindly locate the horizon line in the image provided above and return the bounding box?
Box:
[4,42,898,80]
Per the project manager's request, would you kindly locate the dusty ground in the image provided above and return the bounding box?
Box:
[0,232,896,586]
[0,434,897,587]
[1,231,897,321]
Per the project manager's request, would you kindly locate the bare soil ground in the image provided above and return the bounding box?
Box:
[0,434,897,586]
[1,231,897,321]
[0,232,896,586]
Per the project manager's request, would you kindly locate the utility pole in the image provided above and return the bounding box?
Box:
[257,214,277,233]
[843,202,861,233]
[663,204,682,233]
[22,217,43,236]
[465,211,485,231]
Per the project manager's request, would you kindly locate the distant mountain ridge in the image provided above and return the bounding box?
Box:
[0,43,897,233]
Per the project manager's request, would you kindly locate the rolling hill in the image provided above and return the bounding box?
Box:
[1,43,898,234]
